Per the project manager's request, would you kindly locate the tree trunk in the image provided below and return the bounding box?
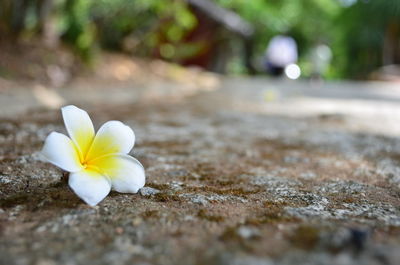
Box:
[383,21,399,65]
[11,0,31,36]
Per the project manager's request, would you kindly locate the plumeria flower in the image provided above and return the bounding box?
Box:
[41,105,145,206]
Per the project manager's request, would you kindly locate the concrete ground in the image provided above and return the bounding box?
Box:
[1,75,400,265]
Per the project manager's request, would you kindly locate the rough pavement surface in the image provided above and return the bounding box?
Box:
[1,76,400,265]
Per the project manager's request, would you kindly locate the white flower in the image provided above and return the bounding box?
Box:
[41,105,145,206]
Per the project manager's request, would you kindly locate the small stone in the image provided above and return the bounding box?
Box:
[184,215,195,221]
[139,187,160,196]
[188,194,208,205]
[170,181,183,191]
[61,214,75,225]
[321,227,370,252]
[36,225,47,233]
[299,172,317,180]
[237,226,260,239]
[132,217,142,226]
[0,175,12,184]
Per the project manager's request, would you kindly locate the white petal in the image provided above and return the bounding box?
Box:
[61,105,95,159]
[86,121,135,161]
[91,154,145,193]
[68,169,111,206]
[41,132,83,172]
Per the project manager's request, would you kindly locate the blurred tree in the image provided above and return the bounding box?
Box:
[0,0,54,38]
[0,0,398,78]
[0,0,30,37]
[62,0,96,60]
[334,0,400,78]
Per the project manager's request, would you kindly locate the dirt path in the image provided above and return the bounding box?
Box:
[1,77,400,265]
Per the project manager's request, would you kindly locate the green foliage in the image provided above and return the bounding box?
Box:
[62,0,96,61]
[1,0,399,78]
[332,0,400,78]
[88,0,198,61]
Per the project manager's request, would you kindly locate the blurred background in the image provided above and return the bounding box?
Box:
[0,0,400,85]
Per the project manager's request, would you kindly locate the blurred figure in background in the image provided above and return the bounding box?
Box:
[310,42,332,81]
[264,34,298,77]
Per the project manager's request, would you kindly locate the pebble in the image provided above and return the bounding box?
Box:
[237,226,260,239]
[139,187,160,196]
